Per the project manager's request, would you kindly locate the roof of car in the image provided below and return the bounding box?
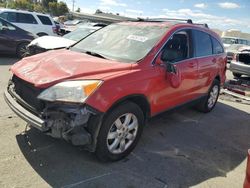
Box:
[0,8,52,17]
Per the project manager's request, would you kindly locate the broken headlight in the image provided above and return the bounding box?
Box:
[37,80,102,103]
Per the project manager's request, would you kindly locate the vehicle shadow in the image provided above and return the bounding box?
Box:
[16,102,250,188]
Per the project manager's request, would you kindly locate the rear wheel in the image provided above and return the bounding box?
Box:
[95,102,144,162]
[16,42,29,58]
[233,72,242,78]
[195,79,220,113]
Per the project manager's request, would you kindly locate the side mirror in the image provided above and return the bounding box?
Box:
[166,63,177,74]
[1,26,9,32]
[155,52,177,74]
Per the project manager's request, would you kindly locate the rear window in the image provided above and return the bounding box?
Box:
[193,30,212,57]
[211,37,224,54]
[37,15,52,25]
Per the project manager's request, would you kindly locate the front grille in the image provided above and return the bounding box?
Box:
[12,75,45,111]
[239,53,250,65]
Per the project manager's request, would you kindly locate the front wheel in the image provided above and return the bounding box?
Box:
[16,42,29,58]
[95,102,144,162]
[195,79,220,113]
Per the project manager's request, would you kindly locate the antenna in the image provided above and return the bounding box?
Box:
[72,0,75,12]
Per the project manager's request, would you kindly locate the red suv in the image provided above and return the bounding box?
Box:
[5,19,227,161]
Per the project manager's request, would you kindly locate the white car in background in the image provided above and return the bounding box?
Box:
[0,8,57,36]
[27,24,104,56]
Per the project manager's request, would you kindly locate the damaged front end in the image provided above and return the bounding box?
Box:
[4,75,103,151]
[42,104,92,146]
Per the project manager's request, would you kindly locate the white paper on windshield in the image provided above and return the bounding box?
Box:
[127,35,148,42]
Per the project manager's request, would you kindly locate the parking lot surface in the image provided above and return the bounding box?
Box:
[0,56,249,188]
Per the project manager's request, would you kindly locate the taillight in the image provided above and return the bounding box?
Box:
[52,26,57,34]
[245,150,250,183]
[233,53,239,61]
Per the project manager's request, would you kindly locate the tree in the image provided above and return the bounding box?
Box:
[95,9,103,14]
[48,1,57,16]
[1,0,69,16]
[42,0,57,10]
[76,7,80,12]
[57,2,68,16]
[9,0,34,10]
[34,3,44,13]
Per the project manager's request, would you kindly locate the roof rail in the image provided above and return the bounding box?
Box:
[137,17,193,24]
[136,17,209,28]
[193,23,209,28]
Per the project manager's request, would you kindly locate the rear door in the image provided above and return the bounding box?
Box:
[36,15,55,35]
[192,30,215,94]
[15,13,38,35]
[0,19,16,54]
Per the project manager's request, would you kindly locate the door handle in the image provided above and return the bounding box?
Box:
[188,63,195,68]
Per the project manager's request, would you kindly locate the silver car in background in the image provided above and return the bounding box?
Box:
[230,47,250,77]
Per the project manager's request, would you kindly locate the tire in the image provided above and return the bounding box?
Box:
[37,32,48,37]
[16,43,29,58]
[95,102,144,162]
[233,72,241,78]
[195,79,220,113]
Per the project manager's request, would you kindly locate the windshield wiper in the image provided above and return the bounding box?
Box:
[85,51,107,59]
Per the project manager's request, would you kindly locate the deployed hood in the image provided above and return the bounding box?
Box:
[28,36,76,49]
[11,49,132,88]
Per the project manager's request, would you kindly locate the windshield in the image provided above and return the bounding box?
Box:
[63,27,98,41]
[71,23,169,63]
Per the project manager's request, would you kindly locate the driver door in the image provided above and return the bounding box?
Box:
[153,29,199,112]
[0,19,17,54]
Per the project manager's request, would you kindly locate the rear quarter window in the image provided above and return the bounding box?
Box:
[193,30,212,57]
[37,15,52,25]
[211,37,224,54]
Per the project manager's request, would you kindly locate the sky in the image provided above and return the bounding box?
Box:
[64,0,250,33]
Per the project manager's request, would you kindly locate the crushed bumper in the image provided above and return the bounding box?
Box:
[4,87,104,150]
[4,90,46,131]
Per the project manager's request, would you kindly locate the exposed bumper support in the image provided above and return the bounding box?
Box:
[4,90,46,131]
[4,89,103,150]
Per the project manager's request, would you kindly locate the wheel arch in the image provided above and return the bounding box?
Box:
[215,75,221,82]
[86,94,150,153]
[104,94,151,121]
[16,41,30,57]
[36,32,48,37]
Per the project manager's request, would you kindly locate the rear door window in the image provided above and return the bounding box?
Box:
[211,37,224,54]
[37,15,52,25]
[17,13,37,24]
[193,30,212,57]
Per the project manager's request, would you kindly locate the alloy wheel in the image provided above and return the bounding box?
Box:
[107,113,138,154]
